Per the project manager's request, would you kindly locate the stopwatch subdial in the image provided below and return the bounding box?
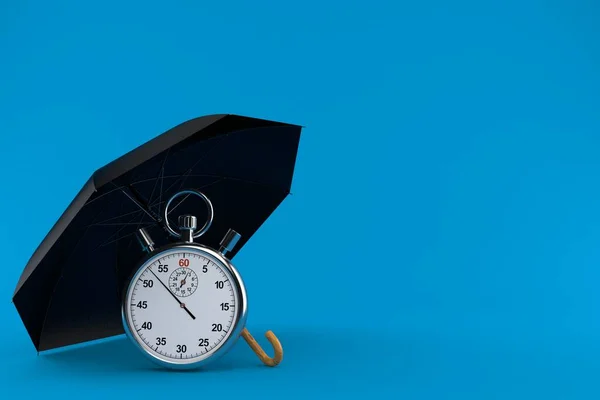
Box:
[169,267,198,297]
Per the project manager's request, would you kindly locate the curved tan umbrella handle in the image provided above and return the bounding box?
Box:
[241,328,283,367]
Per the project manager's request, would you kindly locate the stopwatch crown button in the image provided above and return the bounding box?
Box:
[178,215,198,231]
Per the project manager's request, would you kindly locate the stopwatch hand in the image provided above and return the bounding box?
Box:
[149,268,196,320]
[180,272,190,289]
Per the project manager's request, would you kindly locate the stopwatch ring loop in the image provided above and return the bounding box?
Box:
[163,189,214,239]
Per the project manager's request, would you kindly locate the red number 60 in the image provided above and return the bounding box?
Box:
[179,258,190,267]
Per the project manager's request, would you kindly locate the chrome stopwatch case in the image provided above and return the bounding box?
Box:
[122,189,248,370]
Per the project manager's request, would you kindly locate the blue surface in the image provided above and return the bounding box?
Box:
[1,1,599,398]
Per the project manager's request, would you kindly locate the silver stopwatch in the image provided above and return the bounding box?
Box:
[122,189,248,370]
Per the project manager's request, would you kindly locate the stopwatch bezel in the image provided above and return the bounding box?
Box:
[121,242,248,370]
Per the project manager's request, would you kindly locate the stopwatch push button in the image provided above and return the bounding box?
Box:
[219,229,241,257]
[136,228,155,253]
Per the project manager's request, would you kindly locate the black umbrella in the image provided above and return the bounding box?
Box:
[12,114,302,352]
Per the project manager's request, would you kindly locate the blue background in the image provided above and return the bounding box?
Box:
[1,1,599,398]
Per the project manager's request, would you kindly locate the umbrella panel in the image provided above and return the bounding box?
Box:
[13,123,300,351]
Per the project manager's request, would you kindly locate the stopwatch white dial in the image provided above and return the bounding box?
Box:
[124,247,240,365]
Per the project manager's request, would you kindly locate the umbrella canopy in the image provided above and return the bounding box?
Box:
[12,114,302,352]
